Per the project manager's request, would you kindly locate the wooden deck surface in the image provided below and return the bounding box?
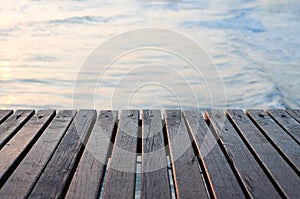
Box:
[0,109,299,199]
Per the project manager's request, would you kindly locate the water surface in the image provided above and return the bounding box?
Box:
[0,0,299,109]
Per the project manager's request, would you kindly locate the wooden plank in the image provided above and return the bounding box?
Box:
[0,110,13,125]
[0,110,76,199]
[205,110,281,199]
[0,110,55,187]
[141,110,171,199]
[165,110,209,199]
[247,110,300,175]
[66,110,118,199]
[227,110,300,198]
[286,109,300,123]
[267,109,300,144]
[102,110,139,199]
[0,110,34,149]
[184,110,246,199]
[27,110,96,199]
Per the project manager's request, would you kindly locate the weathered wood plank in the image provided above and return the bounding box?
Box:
[286,109,300,123]
[165,110,209,199]
[228,109,300,198]
[184,110,246,199]
[205,110,281,199]
[27,110,96,199]
[267,109,300,144]
[0,110,76,199]
[102,110,139,199]
[247,110,300,175]
[66,110,118,199]
[0,110,55,187]
[0,110,13,125]
[141,110,171,199]
[0,110,34,149]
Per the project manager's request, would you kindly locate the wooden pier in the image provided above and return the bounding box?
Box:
[0,109,299,199]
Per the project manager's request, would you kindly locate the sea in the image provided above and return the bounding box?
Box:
[1,0,300,110]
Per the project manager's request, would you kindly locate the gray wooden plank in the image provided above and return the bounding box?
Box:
[102,110,139,199]
[247,110,300,175]
[228,109,300,198]
[0,110,76,199]
[286,109,300,123]
[184,110,246,199]
[0,110,55,187]
[141,110,171,199]
[205,110,281,199]
[0,110,34,149]
[66,110,118,199]
[267,109,300,144]
[0,110,13,125]
[27,110,96,199]
[165,110,209,199]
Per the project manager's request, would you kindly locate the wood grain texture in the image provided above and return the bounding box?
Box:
[27,110,96,199]
[0,110,34,149]
[102,110,139,199]
[205,110,281,199]
[165,110,209,199]
[267,109,300,144]
[184,110,245,199]
[247,110,300,175]
[0,110,13,125]
[141,110,171,199]
[0,110,55,187]
[228,109,300,198]
[66,110,118,199]
[0,110,76,199]
[286,109,300,123]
